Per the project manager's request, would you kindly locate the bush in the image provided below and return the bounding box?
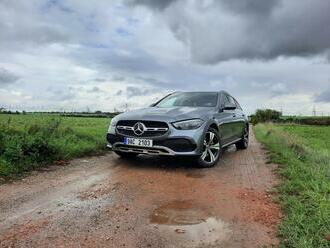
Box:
[250,109,282,125]
[1,121,60,174]
[0,114,108,178]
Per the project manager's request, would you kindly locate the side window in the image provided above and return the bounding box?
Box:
[227,95,236,106]
[234,99,242,110]
[222,94,242,110]
[222,94,230,106]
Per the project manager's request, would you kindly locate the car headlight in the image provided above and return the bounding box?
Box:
[107,119,117,134]
[172,119,204,130]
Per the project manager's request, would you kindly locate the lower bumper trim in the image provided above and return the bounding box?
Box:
[113,143,175,156]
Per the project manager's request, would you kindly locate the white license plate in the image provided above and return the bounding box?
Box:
[124,137,153,147]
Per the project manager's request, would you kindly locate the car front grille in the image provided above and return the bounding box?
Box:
[116,120,169,137]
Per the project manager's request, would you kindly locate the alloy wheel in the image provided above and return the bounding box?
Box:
[201,130,220,163]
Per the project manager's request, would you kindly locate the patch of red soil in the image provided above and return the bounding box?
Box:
[237,188,282,227]
[77,182,122,200]
[0,217,51,245]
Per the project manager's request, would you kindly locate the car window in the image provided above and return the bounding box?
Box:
[223,94,230,105]
[224,94,236,106]
[156,92,218,107]
[234,98,242,110]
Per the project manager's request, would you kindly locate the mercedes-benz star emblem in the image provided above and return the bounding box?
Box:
[133,122,146,136]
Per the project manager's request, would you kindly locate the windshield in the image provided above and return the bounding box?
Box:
[155,92,218,108]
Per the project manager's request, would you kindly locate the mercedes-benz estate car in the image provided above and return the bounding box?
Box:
[106,91,249,167]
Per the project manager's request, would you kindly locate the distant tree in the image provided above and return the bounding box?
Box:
[250,109,282,125]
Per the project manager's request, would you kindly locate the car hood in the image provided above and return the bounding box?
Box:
[116,107,215,122]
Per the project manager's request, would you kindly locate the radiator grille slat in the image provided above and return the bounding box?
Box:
[116,120,169,137]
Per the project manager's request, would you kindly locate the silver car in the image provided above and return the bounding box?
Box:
[106,91,249,167]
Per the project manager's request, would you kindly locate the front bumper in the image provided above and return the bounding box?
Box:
[106,126,204,156]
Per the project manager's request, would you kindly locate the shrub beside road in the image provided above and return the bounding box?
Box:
[254,123,330,248]
[0,114,109,178]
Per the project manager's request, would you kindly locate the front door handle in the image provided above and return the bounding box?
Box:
[232,114,236,118]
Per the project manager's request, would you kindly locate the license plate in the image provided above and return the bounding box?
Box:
[124,137,153,147]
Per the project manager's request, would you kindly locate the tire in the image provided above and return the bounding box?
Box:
[197,127,222,168]
[235,125,249,150]
[114,151,138,159]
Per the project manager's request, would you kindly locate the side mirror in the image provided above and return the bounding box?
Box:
[222,103,236,111]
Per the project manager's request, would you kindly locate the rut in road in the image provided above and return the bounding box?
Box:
[0,130,281,248]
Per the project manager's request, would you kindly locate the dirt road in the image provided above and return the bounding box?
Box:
[0,131,281,248]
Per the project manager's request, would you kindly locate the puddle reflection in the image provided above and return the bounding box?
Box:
[150,200,232,245]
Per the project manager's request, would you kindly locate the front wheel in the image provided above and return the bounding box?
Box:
[197,128,222,168]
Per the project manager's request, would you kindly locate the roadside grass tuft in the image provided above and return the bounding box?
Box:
[0,114,109,179]
[254,123,330,248]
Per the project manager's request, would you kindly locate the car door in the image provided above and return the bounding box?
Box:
[228,96,246,140]
[215,93,237,145]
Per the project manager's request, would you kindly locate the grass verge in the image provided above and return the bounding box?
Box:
[254,123,330,248]
[0,114,109,179]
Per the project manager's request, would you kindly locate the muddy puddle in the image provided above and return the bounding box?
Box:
[150,200,208,225]
[150,200,232,246]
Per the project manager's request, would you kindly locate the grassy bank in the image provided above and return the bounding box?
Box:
[254,123,330,247]
[0,114,109,179]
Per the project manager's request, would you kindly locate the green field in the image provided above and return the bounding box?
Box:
[0,114,110,178]
[254,124,330,248]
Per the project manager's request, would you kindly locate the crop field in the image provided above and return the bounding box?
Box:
[0,114,110,178]
[254,123,330,247]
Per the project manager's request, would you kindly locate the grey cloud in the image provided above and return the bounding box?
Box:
[0,22,69,46]
[88,86,101,93]
[112,76,126,82]
[91,78,107,82]
[57,92,75,101]
[130,0,278,14]
[0,68,19,85]
[135,76,178,89]
[115,90,123,96]
[314,89,330,103]
[0,1,329,115]
[126,0,177,10]
[73,45,164,76]
[220,0,279,17]
[270,83,288,96]
[129,0,330,63]
[126,86,150,97]
[45,87,76,101]
[0,2,70,48]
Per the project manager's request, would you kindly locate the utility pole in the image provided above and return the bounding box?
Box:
[312,106,316,116]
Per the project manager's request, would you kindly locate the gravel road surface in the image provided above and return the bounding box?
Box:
[0,130,281,248]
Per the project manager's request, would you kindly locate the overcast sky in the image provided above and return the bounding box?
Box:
[0,0,330,115]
